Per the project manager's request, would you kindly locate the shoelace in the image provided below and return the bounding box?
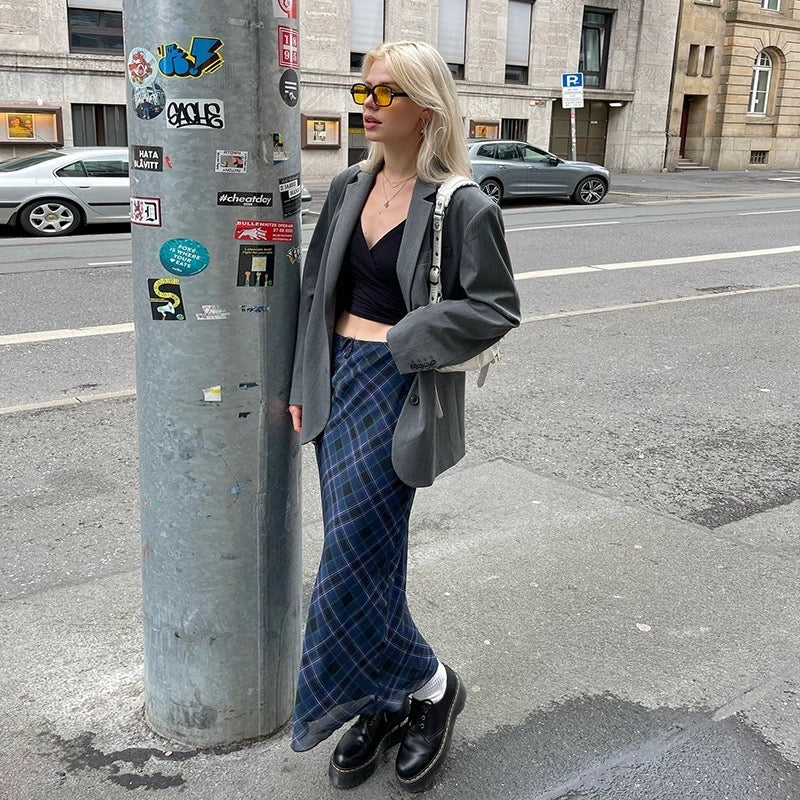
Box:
[408,700,433,731]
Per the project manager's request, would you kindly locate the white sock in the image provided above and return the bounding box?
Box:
[411,661,447,703]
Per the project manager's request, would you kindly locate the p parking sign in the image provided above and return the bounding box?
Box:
[561,72,584,109]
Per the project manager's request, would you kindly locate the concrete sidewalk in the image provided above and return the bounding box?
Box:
[3,452,799,799]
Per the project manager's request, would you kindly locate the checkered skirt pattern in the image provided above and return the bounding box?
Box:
[291,335,437,752]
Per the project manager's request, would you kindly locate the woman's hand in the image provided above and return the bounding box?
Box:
[288,404,303,433]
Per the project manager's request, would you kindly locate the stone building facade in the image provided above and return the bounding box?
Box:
[667,0,800,170]
[0,0,681,177]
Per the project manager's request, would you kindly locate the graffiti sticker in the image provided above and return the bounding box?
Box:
[215,149,247,173]
[166,99,225,130]
[157,37,225,78]
[159,238,210,276]
[127,47,158,86]
[148,278,185,320]
[217,191,273,208]
[279,172,302,217]
[131,145,163,171]
[130,196,162,227]
[279,69,299,107]
[234,220,293,242]
[133,83,166,120]
[238,245,275,287]
[278,26,298,69]
[273,133,289,163]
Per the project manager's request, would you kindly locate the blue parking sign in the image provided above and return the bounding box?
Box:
[561,73,584,88]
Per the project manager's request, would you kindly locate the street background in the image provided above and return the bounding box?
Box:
[2,169,799,799]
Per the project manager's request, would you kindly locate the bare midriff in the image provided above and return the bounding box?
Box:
[335,310,392,342]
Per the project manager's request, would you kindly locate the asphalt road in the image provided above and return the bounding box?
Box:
[2,172,799,799]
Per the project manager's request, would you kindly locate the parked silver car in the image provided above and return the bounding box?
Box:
[0,146,312,237]
[468,139,610,205]
[0,147,130,236]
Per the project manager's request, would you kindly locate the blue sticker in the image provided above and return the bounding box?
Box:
[159,238,210,276]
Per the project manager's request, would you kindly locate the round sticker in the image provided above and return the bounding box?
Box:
[159,238,210,277]
[133,82,166,121]
[279,69,299,107]
[127,47,158,87]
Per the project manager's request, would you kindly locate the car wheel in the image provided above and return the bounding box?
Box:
[19,199,82,236]
[479,178,503,204]
[572,177,607,205]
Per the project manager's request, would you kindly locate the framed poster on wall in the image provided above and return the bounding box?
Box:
[301,115,340,149]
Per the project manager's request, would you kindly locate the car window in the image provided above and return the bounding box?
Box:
[496,143,521,161]
[475,144,495,158]
[81,156,129,178]
[0,151,63,172]
[55,161,88,178]
[521,146,554,163]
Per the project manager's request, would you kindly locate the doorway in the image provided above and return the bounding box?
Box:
[549,101,608,164]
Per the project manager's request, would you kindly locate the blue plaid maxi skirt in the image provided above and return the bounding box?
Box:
[291,335,438,752]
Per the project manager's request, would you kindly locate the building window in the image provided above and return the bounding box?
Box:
[579,9,613,88]
[761,0,779,10]
[501,118,528,140]
[67,6,124,55]
[748,52,772,114]
[750,150,768,164]
[505,0,533,84]
[438,0,467,79]
[72,104,127,146]
[687,44,700,76]
[350,0,384,71]
[702,46,715,77]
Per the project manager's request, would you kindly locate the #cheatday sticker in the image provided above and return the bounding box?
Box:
[159,238,210,276]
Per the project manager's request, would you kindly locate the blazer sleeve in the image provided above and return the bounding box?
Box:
[387,195,521,374]
[288,173,344,406]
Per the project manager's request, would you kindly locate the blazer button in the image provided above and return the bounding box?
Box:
[409,395,420,406]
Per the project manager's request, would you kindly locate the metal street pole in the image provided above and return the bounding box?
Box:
[123,0,302,747]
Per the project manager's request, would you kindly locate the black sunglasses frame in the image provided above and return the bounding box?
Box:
[350,83,409,107]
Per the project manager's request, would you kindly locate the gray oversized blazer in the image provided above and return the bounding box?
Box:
[289,163,521,487]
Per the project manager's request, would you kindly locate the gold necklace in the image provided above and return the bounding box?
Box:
[380,171,416,208]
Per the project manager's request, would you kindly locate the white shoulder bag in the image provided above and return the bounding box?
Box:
[428,176,502,388]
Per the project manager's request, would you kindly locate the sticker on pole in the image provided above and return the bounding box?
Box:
[159,238,210,276]
[130,196,162,227]
[166,99,225,130]
[279,70,299,107]
[233,220,294,242]
[278,25,298,68]
[273,0,297,19]
[127,48,158,86]
[148,278,185,320]
[238,244,275,287]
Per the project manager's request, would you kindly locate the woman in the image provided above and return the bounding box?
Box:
[288,41,520,791]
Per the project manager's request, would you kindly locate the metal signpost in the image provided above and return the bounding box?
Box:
[561,72,584,162]
[123,0,302,746]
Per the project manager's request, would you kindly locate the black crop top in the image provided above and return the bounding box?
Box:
[337,220,407,325]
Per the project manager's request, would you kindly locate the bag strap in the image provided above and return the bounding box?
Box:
[429,177,478,305]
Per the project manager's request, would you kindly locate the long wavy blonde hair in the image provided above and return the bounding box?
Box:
[360,41,472,183]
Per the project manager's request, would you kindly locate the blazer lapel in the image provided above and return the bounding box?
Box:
[323,169,376,298]
[397,179,438,309]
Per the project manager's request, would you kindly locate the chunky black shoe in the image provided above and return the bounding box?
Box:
[329,702,410,789]
[395,665,467,793]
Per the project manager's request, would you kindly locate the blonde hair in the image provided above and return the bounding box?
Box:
[360,41,472,183]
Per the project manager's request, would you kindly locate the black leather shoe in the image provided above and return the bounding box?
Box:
[395,665,466,793]
[329,702,410,789]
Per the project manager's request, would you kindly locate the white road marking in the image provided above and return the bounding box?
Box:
[738,209,800,216]
[0,389,136,416]
[515,244,800,281]
[507,221,621,232]
[520,283,800,324]
[0,323,134,346]
[86,260,133,266]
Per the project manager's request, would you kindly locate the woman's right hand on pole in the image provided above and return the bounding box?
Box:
[288,404,303,433]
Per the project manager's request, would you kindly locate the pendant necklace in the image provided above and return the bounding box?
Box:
[380,171,416,209]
